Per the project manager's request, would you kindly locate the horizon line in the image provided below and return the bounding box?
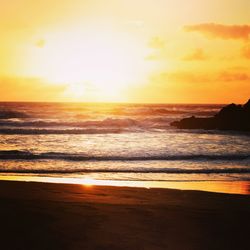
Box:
[0,100,230,105]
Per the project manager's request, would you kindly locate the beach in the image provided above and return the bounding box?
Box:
[1,0,250,248]
[0,180,249,250]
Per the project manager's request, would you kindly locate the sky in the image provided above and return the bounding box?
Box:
[0,0,250,103]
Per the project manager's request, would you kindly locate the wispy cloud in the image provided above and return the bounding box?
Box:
[183,48,208,61]
[184,23,250,40]
[242,44,250,59]
[154,70,250,84]
[0,77,66,101]
[148,36,165,49]
[35,39,46,48]
[153,71,211,84]
[217,71,250,82]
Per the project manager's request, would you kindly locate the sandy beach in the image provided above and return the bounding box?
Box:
[0,180,249,250]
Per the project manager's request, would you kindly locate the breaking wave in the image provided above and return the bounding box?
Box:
[0,168,249,174]
[0,110,29,119]
[0,118,140,128]
[0,150,249,161]
[0,128,127,134]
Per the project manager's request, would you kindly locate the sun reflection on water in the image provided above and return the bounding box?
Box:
[0,175,249,195]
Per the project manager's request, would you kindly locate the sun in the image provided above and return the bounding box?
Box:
[21,27,155,101]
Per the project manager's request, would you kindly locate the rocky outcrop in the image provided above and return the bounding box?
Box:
[170,99,250,131]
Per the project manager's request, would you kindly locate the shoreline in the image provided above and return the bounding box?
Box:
[0,180,249,249]
[0,174,249,195]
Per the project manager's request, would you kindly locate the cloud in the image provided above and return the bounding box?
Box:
[153,70,250,85]
[217,71,250,82]
[184,23,250,40]
[148,69,250,103]
[242,44,250,59]
[145,37,167,60]
[35,39,46,48]
[148,36,165,49]
[145,54,158,61]
[183,48,208,61]
[126,20,144,28]
[0,77,66,101]
[152,71,211,84]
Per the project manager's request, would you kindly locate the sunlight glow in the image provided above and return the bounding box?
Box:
[82,178,95,186]
[23,27,155,101]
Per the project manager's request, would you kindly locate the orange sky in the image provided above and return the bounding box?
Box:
[0,0,250,103]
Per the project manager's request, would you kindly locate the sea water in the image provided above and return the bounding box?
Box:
[0,102,249,193]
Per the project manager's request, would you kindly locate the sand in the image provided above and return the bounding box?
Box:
[0,180,249,250]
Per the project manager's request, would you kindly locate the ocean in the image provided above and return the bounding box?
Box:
[0,102,249,193]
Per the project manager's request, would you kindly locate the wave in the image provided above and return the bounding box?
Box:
[0,110,29,119]
[124,108,216,116]
[0,104,221,135]
[0,118,140,128]
[0,109,218,120]
[0,103,220,120]
[135,109,218,116]
[0,117,173,133]
[3,118,241,134]
[0,168,249,174]
[1,126,249,137]
[0,128,127,134]
[0,150,249,161]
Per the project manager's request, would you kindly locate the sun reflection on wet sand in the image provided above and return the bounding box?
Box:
[0,175,249,195]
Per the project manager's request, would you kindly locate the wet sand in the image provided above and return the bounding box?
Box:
[0,180,249,250]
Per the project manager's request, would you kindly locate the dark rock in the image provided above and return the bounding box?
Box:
[171,116,217,129]
[243,99,250,109]
[243,99,250,115]
[170,99,250,131]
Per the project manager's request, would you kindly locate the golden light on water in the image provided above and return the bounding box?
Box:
[0,175,249,195]
[81,177,95,186]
